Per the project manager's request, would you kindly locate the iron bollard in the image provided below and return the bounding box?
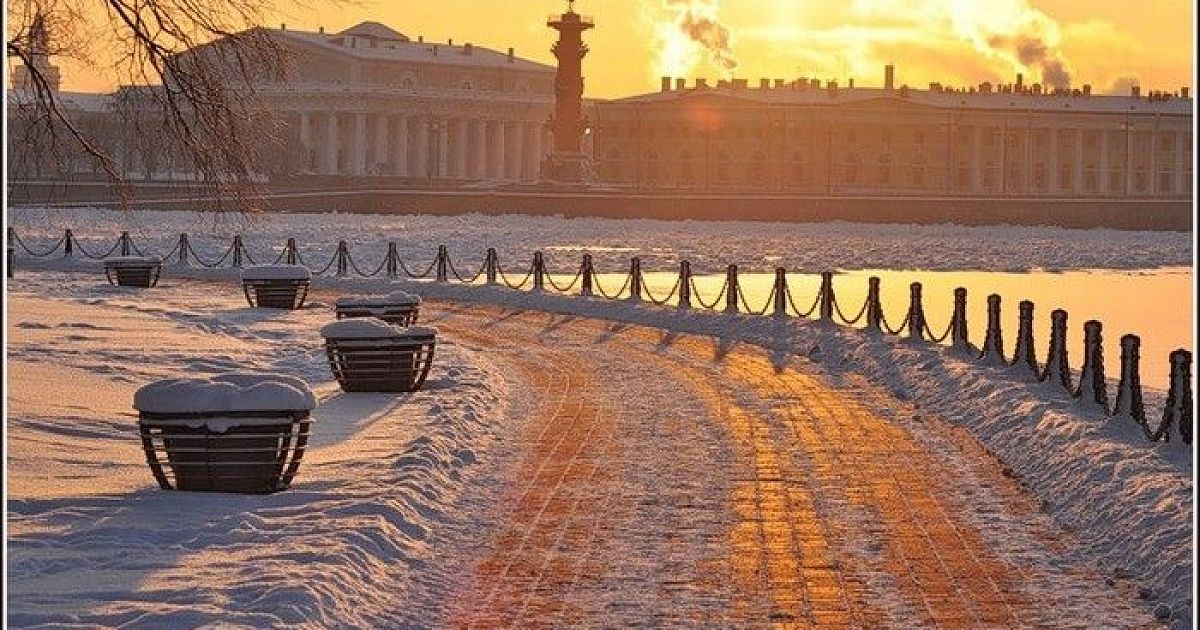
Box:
[1075,320,1109,409]
[120,231,132,256]
[386,243,399,277]
[1040,309,1071,392]
[177,234,189,266]
[6,244,12,279]
[772,267,788,317]
[232,235,244,268]
[979,294,1005,363]
[336,240,349,276]
[1154,350,1193,444]
[64,229,73,257]
[486,248,499,286]
[1112,334,1147,433]
[533,251,545,292]
[628,257,642,301]
[286,238,297,265]
[950,287,970,351]
[865,277,883,332]
[677,260,691,309]
[1012,300,1039,376]
[435,245,448,282]
[724,264,739,313]
[579,253,593,296]
[818,271,834,322]
[906,282,925,341]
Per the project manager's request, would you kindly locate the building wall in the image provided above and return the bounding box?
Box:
[592,98,1193,198]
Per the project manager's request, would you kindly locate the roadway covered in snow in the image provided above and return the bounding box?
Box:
[6,268,1188,628]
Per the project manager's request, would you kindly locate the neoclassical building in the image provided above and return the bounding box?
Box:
[259,22,556,181]
[593,70,1193,198]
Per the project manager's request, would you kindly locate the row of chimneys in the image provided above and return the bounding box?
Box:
[659,64,1191,101]
[284,24,517,62]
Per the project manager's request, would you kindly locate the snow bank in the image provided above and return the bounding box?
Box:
[320,319,437,340]
[134,373,317,414]
[241,264,311,280]
[335,290,421,308]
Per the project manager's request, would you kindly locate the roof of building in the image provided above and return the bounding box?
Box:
[605,85,1193,115]
[274,21,555,73]
[6,89,112,113]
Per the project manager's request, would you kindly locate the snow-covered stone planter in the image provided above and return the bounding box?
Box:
[334,290,422,327]
[104,256,162,288]
[134,374,317,494]
[241,265,311,309]
[321,319,437,393]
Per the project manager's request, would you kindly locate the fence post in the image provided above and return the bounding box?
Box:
[6,238,12,279]
[578,253,591,295]
[1153,350,1193,444]
[231,235,244,268]
[386,243,399,277]
[336,240,349,276]
[119,231,131,256]
[485,248,499,286]
[286,238,297,265]
[677,260,691,309]
[627,257,642,301]
[533,251,545,292]
[178,234,189,266]
[1075,320,1109,409]
[1040,309,1071,392]
[950,287,970,351]
[724,264,739,313]
[1012,300,1039,376]
[772,267,788,317]
[979,294,1005,363]
[906,282,925,342]
[432,245,446,282]
[64,229,74,257]
[1112,334,1147,434]
[865,277,883,332]
[818,271,834,322]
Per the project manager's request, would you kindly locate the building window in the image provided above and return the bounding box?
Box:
[716,150,730,183]
[982,161,997,189]
[1135,167,1148,192]
[1159,170,1173,193]
[1058,163,1072,190]
[751,151,767,184]
[680,151,694,184]
[603,148,622,181]
[1109,168,1123,193]
[1006,162,1021,190]
[877,154,893,185]
[1033,163,1046,190]
[644,149,660,183]
[956,161,970,189]
[843,153,860,184]
[910,161,926,186]
[1084,167,1098,193]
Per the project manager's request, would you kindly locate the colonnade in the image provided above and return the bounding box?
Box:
[295,111,547,181]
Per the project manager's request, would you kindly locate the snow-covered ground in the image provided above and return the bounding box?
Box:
[8,207,1192,273]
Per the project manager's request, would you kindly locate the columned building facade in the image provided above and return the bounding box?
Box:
[593,76,1193,198]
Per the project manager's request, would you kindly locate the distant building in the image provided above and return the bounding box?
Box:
[592,70,1193,198]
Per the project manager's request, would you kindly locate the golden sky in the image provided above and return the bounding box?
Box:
[38,0,1198,97]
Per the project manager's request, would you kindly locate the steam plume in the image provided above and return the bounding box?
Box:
[661,0,738,75]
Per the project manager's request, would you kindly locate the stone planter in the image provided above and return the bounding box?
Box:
[334,291,422,327]
[321,319,437,393]
[134,374,317,494]
[242,265,312,309]
[104,256,162,288]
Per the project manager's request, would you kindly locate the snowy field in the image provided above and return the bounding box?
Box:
[5,209,1194,627]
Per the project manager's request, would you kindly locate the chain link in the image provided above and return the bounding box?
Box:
[594,272,632,299]
[642,277,682,306]
[346,249,388,277]
[187,240,235,268]
[738,287,774,316]
[447,252,488,283]
[397,253,438,279]
[690,277,728,310]
[11,231,68,257]
[544,262,585,293]
[833,294,870,326]
[924,319,953,344]
[497,260,535,290]
[785,283,821,318]
[881,310,910,336]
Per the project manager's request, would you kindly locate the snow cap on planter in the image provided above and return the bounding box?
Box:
[320,318,436,340]
[104,255,163,266]
[241,264,312,281]
[134,373,317,415]
[334,290,421,308]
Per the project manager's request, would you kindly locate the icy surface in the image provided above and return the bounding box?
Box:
[335,290,421,307]
[241,264,311,280]
[318,319,433,339]
[103,255,162,266]
[134,373,317,414]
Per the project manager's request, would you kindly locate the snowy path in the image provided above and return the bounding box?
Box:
[404,304,1156,628]
[5,272,1166,628]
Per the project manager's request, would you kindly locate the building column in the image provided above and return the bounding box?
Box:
[530,123,544,180]
[322,112,339,175]
[350,112,367,176]
[1174,131,1187,195]
[509,121,525,180]
[490,120,506,179]
[1148,126,1159,196]
[299,111,313,170]
[453,118,469,179]
[414,117,430,178]
[1049,128,1059,194]
[470,119,487,179]
[1099,129,1110,195]
[437,120,450,180]
[1073,129,1084,194]
[1124,126,1134,196]
[1022,127,1033,193]
[971,126,982,193]
[372,114,389,175]
[394,116,409,177]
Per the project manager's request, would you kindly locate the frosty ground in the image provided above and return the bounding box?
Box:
[6,255,1192,628]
